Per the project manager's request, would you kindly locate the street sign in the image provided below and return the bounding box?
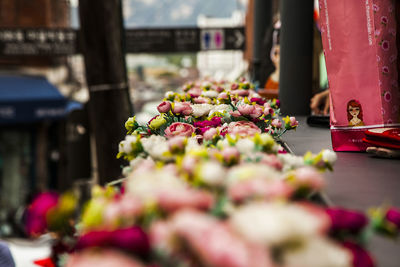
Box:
[0,27,245,56]
[125,28,199,53]
[125,27,245,53]
[0,28,77,56]
[200,29,225,50]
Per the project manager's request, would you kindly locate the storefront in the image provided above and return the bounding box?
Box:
[0,75,83,214]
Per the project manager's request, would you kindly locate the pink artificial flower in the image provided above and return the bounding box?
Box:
[66,248,146,267]
[264,126,274,135]
[227,121,261,138]
[385,207,400,228]
[188,88,202,98]
[293,167,324,190]
[258,154,283,170]
[149,221,174,251]
[231,83,239,90]
[325,208,368,234]
[167,136,187,153]
[203,128,218,141]
[194,117,222,128]
[182,155,198,174]
[342,242,375,267]
[171,210,274,267]
[250,98,266,105]
[172,102,193,116]
[230,110,242,117]
[25,192,59,236]
[263,103,274,116]
[235,89,250,97]
[197,127,211,135]
[193,96,211,104]
[157,101,171,113]
[271,119,282,128]
[249,105,263,119]
[289,116,298,127]
[157,189,214,212]
[218,92,229,100]
[222,147,240,165]
[229,179,294,202]
[237,104,254,116]
[164,122,195,138]
[76,227,150,258]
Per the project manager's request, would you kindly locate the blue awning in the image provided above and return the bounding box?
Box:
[0,75,82,124]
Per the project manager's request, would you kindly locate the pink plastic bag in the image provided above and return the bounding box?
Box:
[319,0,400,151]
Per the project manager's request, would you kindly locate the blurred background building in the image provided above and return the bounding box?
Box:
[0,0,287,236]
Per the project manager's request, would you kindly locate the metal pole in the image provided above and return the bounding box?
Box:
[279,0,314,115]
[252,0,272,85]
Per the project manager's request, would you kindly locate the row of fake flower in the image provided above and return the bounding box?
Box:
[27,181,400,267]
[25,78,400,267]
[26,135,397,267]
[124,78,298,141]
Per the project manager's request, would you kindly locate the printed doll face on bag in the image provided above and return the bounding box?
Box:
[347,100,364,126]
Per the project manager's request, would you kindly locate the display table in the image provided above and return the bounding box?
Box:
[284,116,400,267]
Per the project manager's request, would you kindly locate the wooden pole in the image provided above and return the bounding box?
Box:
[78,0,132,184]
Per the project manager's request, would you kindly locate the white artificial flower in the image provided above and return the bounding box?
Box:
[235,138,255,155]
[226,164,280,185]
[278,153,305,172]
[126,168,184,199]
[197,161,226,186]
[129,156,145,169]
[185,137,201,151]
[141,135,170,161]
[283,237,352,267]
[119,135,138,154]
[322,149,337,164]
[165,91,175,98]
[208,104,232,116]
[202,90,219,98]
[230,202,328,246]
[191,104,214,117]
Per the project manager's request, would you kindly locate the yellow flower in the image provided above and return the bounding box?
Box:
[149,115,167,129]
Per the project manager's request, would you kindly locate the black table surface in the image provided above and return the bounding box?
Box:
[283,116,400,267]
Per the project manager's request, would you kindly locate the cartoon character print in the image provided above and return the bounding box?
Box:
[347,100,365,127]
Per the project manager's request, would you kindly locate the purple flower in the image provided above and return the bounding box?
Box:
[250,97,266,105]
[342,241,375,267]
[193,117,222,128]
[25,192,59,236]
[386,207,400,228]
[76,227,150,257]
[325,207,368,234]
